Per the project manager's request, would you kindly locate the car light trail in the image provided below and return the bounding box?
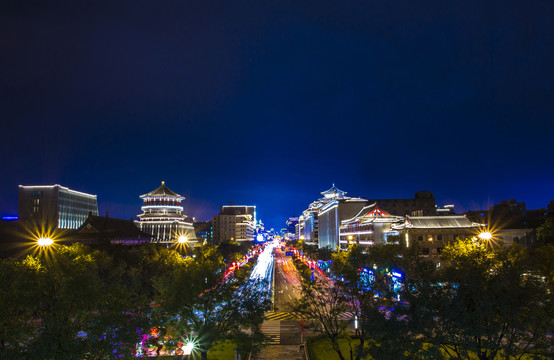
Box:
[250,240,276,281]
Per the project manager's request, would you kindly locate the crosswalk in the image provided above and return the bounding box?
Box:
[260,320,280,344]
[264,311,355,321]
[265,311,296,321]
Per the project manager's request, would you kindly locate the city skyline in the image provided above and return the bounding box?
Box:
[1,1,553,229]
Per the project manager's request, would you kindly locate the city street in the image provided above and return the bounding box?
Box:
[260,245,304,347]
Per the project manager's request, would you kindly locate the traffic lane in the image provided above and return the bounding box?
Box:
[273,249,301,311]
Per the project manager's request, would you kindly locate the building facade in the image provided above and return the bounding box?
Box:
[18,184,98,229]
[365,191,436,216]
[392,215,483,259]
[194,221,214,245]
[317,185,369,249]
[212,205,256,242]
[339,204,404,247]
[136,182,196,244]
[71,214,151,245]
[285,217,299,240]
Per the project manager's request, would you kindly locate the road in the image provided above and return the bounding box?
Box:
[260,245,305,348]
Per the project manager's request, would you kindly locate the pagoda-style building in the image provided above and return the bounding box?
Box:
[136,181,196,245]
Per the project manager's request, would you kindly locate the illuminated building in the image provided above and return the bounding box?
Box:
[297,184,351,246]
[317,185,368,250]
[340,203,404,247]
[212,205,256,242]
[194,221,213,245]
[285,217,298,240]
[136,182,196,244]
[18,184,98,229]
[392,215,483,258]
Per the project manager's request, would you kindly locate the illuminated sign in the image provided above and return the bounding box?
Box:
[1,215,18,221]
[392,271,402,278]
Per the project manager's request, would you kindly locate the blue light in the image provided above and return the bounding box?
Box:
[392,271,402,278]
[2,215,18,221]
[256,234,264,242]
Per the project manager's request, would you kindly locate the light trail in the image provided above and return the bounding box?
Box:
[249,240,276,282]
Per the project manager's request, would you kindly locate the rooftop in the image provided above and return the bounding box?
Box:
[140,181,184,199]
[393,215,483,230]
[320,183,347,199]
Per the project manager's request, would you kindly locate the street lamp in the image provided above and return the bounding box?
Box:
[478,232,492,241]
[177,235,188,244]
[37,237,53,246]
[182,341,194,355]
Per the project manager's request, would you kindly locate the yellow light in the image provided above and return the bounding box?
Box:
[347,235,353,240]
[37,237,53,246]
[177,235,188,244]
[478,232,492,241]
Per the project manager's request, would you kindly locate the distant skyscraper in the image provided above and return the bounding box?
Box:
[212,205,256,242]
[18,184,98,229]
[136,182,196,244]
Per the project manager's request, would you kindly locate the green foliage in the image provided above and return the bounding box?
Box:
[536,217,554,245]
[406,238,553,360]
[291,280,351,360]
[152,245,271,360]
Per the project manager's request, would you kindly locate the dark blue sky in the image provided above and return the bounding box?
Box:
[1,1,553,229]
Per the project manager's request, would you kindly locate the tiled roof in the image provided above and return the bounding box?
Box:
[320,184,347,197]
[140,181,183,198]
[74,215,152,240]
[393,215,481,229]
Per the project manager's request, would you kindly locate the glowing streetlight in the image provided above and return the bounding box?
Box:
[37,237,53,246]
[177,235,188,244]
[183,341,194,355]
[478,232,492,241]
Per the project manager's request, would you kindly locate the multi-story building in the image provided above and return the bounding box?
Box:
[194,221,214,245]
[317,185,369,249]
[212,205,256,242]
[286,217,298,240]
[18,184,98,229]
[392,215,483,259]
[365,191,436,216]
[297,185,349,246]
[136,182,196,244]
[339,203,404,247]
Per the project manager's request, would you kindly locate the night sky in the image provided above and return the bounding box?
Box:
[1,1,553,229]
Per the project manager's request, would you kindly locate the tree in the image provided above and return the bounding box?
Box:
[406,239,553,360]
[291,280,351,360]
[153,245,271,360]
[536,217,554,245]
[331,244,423,360]
[0,257,41,358]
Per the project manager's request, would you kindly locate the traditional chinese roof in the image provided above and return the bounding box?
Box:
[73,215,152,242]
[320,184,347,199]
[342,203,398,224]
[140,181,184,199]
[392,215,482,230]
